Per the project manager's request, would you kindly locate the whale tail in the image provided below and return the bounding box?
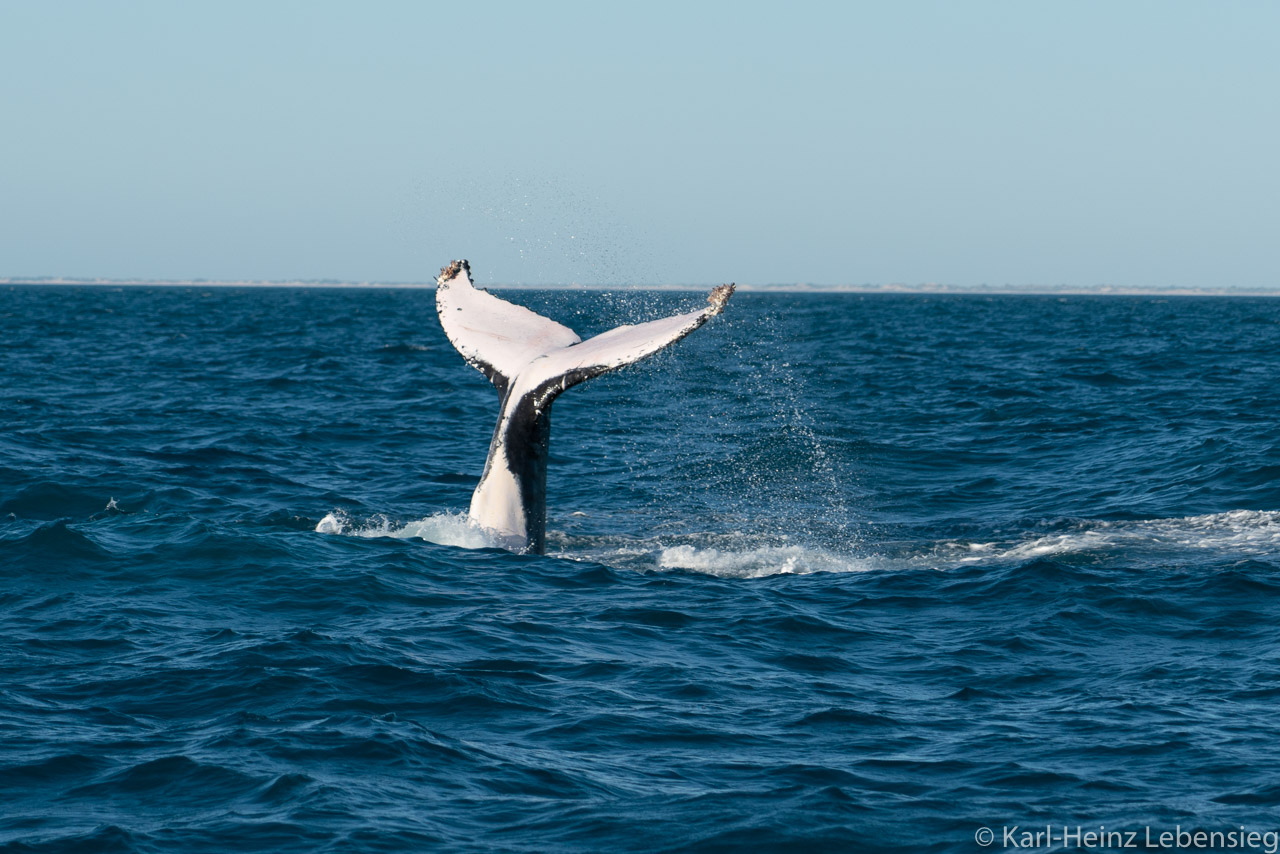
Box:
[436,260,733,552]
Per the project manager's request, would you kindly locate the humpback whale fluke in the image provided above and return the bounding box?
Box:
[436,260,734,554]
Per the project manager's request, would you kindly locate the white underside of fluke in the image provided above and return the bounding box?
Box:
[435,263,582,382]
[436,260,733,551]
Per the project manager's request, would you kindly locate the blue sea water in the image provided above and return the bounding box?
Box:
[3,285,1280,853]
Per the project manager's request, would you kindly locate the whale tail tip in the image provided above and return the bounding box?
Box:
[438,259,470,286]
[707,283,735,315]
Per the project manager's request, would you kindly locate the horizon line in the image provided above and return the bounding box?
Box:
[4,277,1280,297]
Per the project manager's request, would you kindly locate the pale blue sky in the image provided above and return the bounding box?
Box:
[2,2,1277,287]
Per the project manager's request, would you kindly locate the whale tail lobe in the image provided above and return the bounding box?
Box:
[435,260,733,552]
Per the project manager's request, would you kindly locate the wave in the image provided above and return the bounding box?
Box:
[2,519,112,566]
[0,482,114,521]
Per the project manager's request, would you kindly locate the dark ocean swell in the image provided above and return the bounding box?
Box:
[3,286,1280,852]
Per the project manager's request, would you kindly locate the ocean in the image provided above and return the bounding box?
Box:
[3,285,1280,852]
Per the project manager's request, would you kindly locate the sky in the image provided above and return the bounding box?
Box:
[1,1,1277,287]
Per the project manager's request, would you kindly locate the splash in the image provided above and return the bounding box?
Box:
[657,543,873,578]
[315,510,502,550]
[318,509,1280,578]
[544,528,873,578]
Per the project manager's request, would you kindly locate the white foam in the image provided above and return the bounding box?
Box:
[940,510,1280,565]
[568,509,1280,578]
[315,510,501,550]
[318,508,1280,577]
[656,543,872,578]
[314,512,345,534]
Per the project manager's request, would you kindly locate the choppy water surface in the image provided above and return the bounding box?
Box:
[3,286,1280,852]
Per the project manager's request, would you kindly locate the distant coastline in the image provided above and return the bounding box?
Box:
[3,276,1279,297]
